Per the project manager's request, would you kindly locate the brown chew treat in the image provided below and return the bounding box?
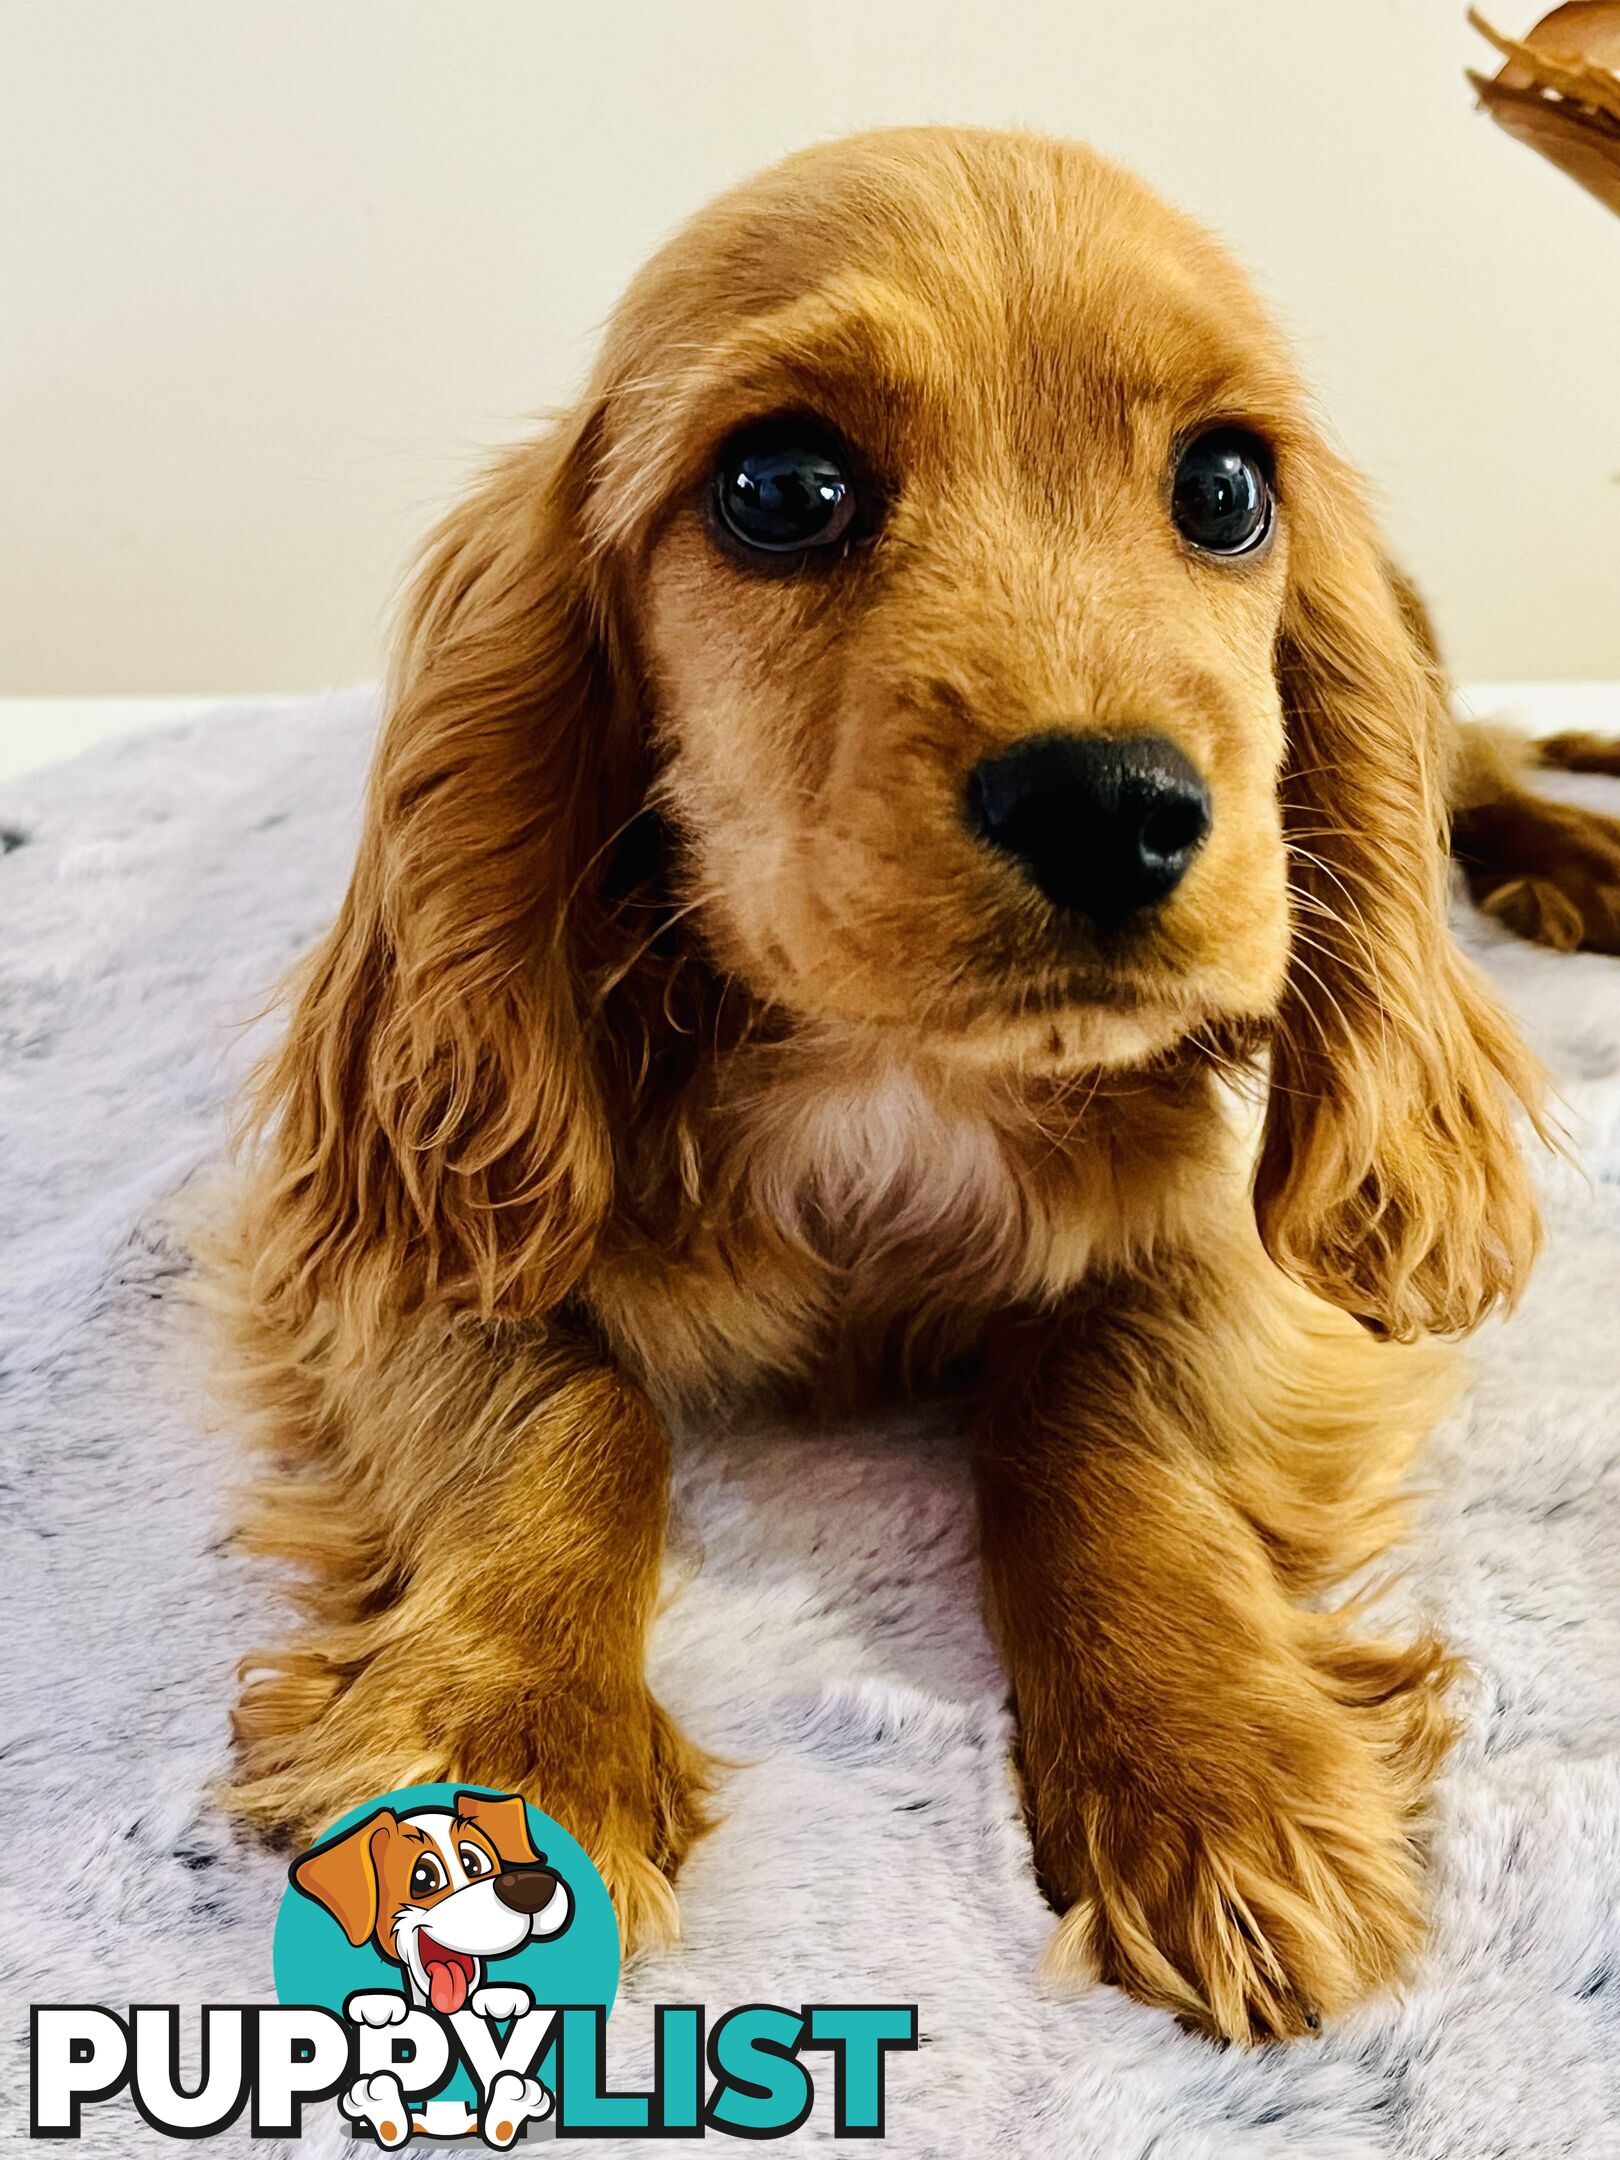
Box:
[1469,4,1620,215]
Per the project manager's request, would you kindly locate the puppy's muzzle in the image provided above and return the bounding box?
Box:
[966,731,1211,930]
[492,1863,562,1914]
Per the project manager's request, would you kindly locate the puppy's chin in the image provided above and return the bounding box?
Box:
[920,995,1201,1076]
[702,897,1272,1076]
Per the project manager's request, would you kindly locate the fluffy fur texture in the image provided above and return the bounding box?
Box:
[5,694,1620,2156]
[211,131,1612,2043]
[1451,722,1620,954]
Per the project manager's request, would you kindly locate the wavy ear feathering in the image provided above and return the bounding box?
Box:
[241,405,642,1334]
[1254,445,1545,1342]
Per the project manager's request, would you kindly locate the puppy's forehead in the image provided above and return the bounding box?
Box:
[596,128,1299,513]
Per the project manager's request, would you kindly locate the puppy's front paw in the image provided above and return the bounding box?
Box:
[479,2072,552,2147]
[1035,1629,1453,2042]
[470,1983,532,2024]
[345,1990,411,2028]
[340,2071,413,2147]
[231,1624,719,1961]
[1048,1805,1413,2043]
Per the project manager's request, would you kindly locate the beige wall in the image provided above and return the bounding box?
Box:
[3,0,1617,694]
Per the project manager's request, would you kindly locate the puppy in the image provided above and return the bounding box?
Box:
[291,1790,568,2146]
[221,128,1604,2043]
[290,1789,572,2013]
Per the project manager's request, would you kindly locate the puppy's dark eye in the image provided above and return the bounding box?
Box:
[409,1856,445,1898]
[712,419,857,556]
[458,1843,491,1878]
[1171,430,1273,556]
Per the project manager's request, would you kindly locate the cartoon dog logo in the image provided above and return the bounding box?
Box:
[291,1789,572,2147]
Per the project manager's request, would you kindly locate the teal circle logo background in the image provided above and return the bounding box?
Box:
[273,1784,619,2103]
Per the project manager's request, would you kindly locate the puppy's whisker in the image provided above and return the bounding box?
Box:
[1286,845,1394,1072]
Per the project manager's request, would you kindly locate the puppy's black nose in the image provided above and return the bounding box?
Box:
[492,1863,560,1914]
[966,731,1211,929]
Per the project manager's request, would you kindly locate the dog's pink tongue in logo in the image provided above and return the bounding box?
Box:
[420,1936,474,2015]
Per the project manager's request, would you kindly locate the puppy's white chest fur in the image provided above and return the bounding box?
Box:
[593,1045,1219,1403]
[753,1062,1025,1278]
[592,1055,1047,1399]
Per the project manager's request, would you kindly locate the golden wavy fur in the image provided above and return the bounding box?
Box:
[215,128,1613,2041]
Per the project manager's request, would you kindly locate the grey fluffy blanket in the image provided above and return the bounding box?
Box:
[3,691,1620,2157]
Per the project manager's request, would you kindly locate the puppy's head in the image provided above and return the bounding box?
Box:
[290,1792,571,2011]
[606,133,1297,1074]
[270,127,1539,1341]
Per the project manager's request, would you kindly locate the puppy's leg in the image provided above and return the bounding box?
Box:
[230,1317,713,1953]
[1450,717,1620,953]
[1386,565,1620,952]
[975,1232,1457,2042]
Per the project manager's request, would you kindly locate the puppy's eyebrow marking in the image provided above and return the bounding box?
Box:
[593,274,954,549]
[716,274,953,383]
[400,1825,429,1845]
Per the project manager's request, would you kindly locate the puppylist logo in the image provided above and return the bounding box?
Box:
[30,1783,918,2143]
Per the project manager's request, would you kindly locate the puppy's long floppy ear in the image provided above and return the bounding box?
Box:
[1254,451,1543,1341]
[454,1790,541,1866]
[250,408,641,1324]
[290,1809,393,1946]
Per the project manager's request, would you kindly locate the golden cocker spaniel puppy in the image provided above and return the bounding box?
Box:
[219,127,1618,2043]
